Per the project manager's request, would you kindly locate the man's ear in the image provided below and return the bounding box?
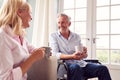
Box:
[69,22,71,26]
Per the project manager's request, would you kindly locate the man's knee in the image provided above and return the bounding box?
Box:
[98,65,109,74]
[70,64,80,70]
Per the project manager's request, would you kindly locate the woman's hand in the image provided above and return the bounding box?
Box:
[31,47,45,62]
[20,47,45,75]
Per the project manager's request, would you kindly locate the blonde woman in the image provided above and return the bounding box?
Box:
[0,0,45,80]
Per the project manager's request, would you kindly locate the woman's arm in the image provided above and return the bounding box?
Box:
[20,48,45,75]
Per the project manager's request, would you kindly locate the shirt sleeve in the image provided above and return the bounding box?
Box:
[0,36,23,80]
[49,33,61,59]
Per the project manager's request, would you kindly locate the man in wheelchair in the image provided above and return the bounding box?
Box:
[49,13,111,80]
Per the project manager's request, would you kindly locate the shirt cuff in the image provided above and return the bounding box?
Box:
[13,67,22,80]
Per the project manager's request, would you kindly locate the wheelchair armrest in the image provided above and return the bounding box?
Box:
[58,60,65,64]
[84,59,101,64]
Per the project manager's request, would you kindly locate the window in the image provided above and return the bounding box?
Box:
[58,0,120,67]
[96,0,120,65]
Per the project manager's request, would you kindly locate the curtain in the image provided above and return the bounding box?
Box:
[32,0,57,47]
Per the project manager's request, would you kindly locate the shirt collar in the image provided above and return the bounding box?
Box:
[1,25,19,38]
[57,30,74,39]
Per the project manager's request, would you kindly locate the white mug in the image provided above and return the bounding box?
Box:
[75,44,83,52]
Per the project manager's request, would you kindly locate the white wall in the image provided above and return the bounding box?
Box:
[110,69,120,80]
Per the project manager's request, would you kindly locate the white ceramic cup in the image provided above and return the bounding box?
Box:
[75,44,83,53]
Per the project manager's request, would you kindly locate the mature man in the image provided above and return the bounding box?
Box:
[49,13,111,80]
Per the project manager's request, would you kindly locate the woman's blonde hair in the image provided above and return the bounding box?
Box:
[0,0,31,36]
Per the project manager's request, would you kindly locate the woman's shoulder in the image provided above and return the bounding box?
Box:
[0,27,17,48]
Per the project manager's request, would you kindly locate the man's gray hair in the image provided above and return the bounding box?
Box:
[57,13,71,22]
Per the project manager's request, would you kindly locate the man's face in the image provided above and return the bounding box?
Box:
[57,16,71,32]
